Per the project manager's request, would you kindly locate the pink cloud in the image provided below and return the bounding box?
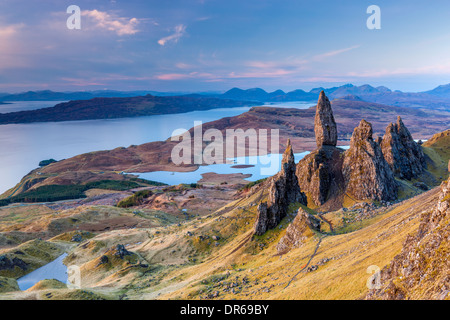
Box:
[155,72,216,81]
[82,10,140,36]
[228,69,294,79]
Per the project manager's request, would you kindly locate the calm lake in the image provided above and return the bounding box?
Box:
[0,100,316,194]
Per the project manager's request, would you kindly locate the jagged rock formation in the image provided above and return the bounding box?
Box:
[366,173,450,300]
[296,145,345,206]
[380,116,426,180]
[276,208,321,253]
[298,93,412,205]
[254,140,307,235]
[314,91,337,148]
[342,120,398,201]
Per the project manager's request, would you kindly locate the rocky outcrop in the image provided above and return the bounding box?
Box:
[366,173,450,300]
[0,255,28,272]
[254,202,270,236]
[254,140,307,235]
[296,145,345,206]
[277,208,321,253]
[297,92,345,207]
[314,91,337,148]
[298,92,405,206]
[114,244,132,259]
[342,120,398,202]
[380,116,426,180]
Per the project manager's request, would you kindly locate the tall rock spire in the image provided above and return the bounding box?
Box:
[296,91,343,207]
[254,141,307,236]
[314,91,337,148]
[282,138,295,167]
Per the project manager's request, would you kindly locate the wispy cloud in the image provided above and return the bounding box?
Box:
[155,72,214,80]
[228,69,294,79]
[158,24,186,46]
[175,62,194,69]
[313,45,361,61]
[82,10,140,36]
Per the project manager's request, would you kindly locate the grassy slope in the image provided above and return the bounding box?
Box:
[139,186,437,300]
[0,176,443,300]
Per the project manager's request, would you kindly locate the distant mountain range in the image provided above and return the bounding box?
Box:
[213,84,450,110]
[1,83,450,112]
[424,83,450,99]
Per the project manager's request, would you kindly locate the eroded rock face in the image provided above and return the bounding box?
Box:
[297,92,345,207]
[254,202,269,236]
[366,174,450,300]
[276,208,321,253]
[254,140,307,235]
[315,91,337,148]
[381,116,426,180]
[296,145,345,206]
[342,120,398,202]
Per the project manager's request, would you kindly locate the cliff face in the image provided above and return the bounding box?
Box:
[314,91,338,148]
[254,140,307,235]
[276,208,321,253]
[342,120,398,202]
[296,146,344,206]
[367,174,450,300]
[381,116,426,180]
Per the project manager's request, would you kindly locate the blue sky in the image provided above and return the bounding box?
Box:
[1,0,450,93]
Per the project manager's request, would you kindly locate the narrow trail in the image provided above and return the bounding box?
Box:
[317,213,334,233]
[283,235,326,290]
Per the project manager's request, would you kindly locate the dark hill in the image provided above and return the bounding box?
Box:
[0,95,259,125]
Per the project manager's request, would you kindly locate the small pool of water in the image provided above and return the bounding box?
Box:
[17,253,68,291]
[134,145,350,186]
[133,152,310,185]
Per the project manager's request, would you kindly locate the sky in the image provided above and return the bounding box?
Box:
[1,0,450,93]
